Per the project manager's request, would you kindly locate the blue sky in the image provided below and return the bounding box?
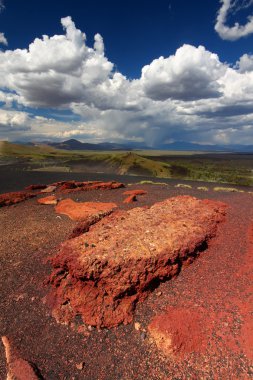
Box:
[1,0,253,146]
[1,0,252,77]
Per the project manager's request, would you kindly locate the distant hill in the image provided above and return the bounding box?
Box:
[1,140,253,185]
[0,140,62,157]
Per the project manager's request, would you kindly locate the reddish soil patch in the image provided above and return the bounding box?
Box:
[47,196,226,328]
[37,195,58,205]
[0,191,37,207]
[55,198,117,221]
[148,306,214,357]
[229,222,253,362]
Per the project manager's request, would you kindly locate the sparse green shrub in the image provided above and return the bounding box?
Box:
[175,184,192,189]
[135,180,168,185]
[197,186,209,191]
[213,187,244,193]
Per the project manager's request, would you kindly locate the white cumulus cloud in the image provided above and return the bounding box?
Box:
[1,16,253,146]
[215,0,253,40]
[140,44,226,101]
[0,109,31,131]
[236,53,253,72]
[0,16,117,108]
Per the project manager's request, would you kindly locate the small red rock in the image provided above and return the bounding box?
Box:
[123,189,147,196]
[76,361,85,370]
[123,194,137,203]
[55,198,117,221]
[40,185,57,193]
[134,322,141,331]
[37,195,58,205]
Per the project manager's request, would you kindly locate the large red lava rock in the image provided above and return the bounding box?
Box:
[47,196,227,329]
[55,198,117,221]
[2,336,42,380]
[0,191,37,207]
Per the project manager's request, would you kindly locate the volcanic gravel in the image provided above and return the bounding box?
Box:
[0,176,253,379]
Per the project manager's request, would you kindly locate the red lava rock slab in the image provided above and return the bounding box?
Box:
[148,306,214,358]
[37,195,58,205]
[55,198,117,221]
[25,184,47,191]
[57,181,125,193]
[123,189,147,196]
[1,336,42,380]
[85,181,124,190]
[0,191,37,207]
[57,181,77,191]
[123,194,137,203]
[47,196,227,329]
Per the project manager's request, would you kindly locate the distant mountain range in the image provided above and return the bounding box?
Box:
[14,139,253,153]
[44,139,133,151]
[157,141,253,152]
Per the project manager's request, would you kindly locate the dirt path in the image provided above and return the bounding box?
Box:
[0,184,253,379]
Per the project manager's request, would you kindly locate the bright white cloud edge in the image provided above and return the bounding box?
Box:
[215,0,253,41]
[0,32,7,45]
